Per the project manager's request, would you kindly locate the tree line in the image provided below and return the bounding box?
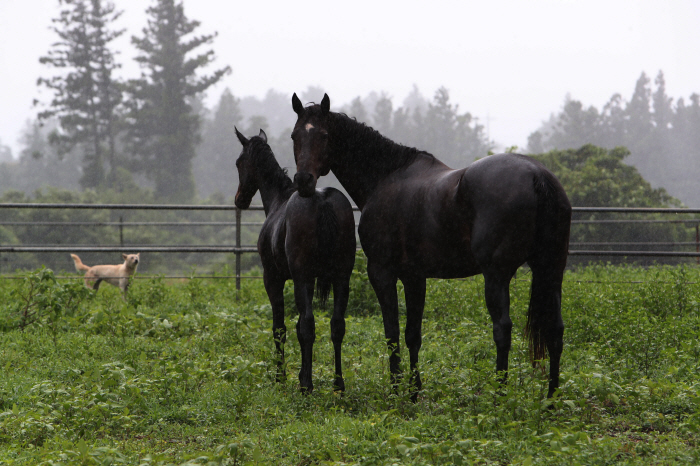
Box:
[23,0,229,203]
[1,0,700,211]
[529,71,700,206]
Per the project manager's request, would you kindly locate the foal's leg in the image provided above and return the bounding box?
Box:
[331,277,350,392]
[294,279,316,393]
[264,271,287,383]
[367,261,401,387]
[483,272,513,385]
[402,275,426,402]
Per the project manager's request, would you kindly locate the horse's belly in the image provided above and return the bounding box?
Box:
[415,247,482,279]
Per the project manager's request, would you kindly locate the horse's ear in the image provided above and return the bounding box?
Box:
[321,93,330,115]
[292,93,304,115]
[259,128,267,143]
[234,126,248,146]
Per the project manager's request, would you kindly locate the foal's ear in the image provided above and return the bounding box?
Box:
[321,93,330,115]
[292,93,304,115]
[234,126,248,146]
[258,128,267,143]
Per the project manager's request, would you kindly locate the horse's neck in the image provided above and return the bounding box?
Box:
[256,162,293,216]
[329,115,406,210]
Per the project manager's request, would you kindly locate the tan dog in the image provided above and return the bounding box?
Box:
[71,253,140,298]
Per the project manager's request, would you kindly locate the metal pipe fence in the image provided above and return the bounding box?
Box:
[1,203,699,287]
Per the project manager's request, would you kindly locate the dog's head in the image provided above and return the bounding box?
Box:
[122,253,140,271]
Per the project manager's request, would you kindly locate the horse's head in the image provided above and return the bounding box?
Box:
[291,93,331,197]
[234,127,268,209]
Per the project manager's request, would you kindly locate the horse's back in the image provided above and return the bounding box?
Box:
[358,153,569,277]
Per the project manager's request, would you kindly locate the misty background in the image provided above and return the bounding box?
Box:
[0,0,699,205]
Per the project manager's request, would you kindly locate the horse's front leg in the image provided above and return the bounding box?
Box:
[402,275,426,402]
[484,272,513,386]
[293,279,315,393]
[331,278,350,392]
[264,271,287,383]
[367,261,401,388]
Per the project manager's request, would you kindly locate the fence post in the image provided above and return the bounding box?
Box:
[119,216,124,247]
[695,223,700,264]
[236,207,241,291]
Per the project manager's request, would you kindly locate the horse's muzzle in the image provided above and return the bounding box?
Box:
[294,172,316,197]
[234,189,252,209]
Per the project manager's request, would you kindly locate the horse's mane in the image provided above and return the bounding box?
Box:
[329,111,434,173]
[249,136,295,198]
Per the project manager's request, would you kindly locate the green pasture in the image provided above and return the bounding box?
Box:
[1,257,699,465]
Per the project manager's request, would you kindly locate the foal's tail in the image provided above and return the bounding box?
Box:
[525,169,571,363]
[315,199,339,307]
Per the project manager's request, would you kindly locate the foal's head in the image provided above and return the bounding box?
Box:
[291,93,331,198]
[234,127,268,209]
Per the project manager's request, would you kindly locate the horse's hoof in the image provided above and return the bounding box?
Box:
[334,377,345,393]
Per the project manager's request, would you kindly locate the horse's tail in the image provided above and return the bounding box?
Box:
[525,168,571,363]
[315,199,339,308]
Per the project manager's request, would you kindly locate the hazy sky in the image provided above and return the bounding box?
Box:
[1,0,699,158]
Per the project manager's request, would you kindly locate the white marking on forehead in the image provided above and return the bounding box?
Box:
[305,123,314,132]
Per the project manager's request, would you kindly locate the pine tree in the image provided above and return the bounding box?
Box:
[126,0,229,202]
[423,87,489,166]
[347,97,368,123]
[37,0,124,189]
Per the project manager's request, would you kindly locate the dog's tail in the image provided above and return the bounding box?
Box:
[70,254,90,273]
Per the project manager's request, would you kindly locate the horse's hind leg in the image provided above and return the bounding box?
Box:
[264,271,287,383]
[527,266,565,398]
[331,277,350,392]
[483,271,514,385]
[294,279,316,393]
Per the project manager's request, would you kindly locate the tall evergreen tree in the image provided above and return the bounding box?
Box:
[37,0,124,189]
[126,0,229,202]
[347,97,368,123]
[423,87,490,166]
[547,98,601,151]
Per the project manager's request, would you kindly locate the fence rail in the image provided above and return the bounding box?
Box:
[1,203,700,287]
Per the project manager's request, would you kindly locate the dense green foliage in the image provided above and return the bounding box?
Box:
[1,260,700,464]
[533,144,691,262]
[529,71,700,206]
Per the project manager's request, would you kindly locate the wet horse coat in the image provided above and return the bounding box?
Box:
[291,94,571,399]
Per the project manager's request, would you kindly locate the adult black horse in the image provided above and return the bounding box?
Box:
[291,94,571,399]
[234,128,356,393]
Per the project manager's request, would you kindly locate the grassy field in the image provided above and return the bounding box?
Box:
[1,257,700,465]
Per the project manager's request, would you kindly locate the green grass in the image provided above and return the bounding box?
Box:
[1,259,700,465]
